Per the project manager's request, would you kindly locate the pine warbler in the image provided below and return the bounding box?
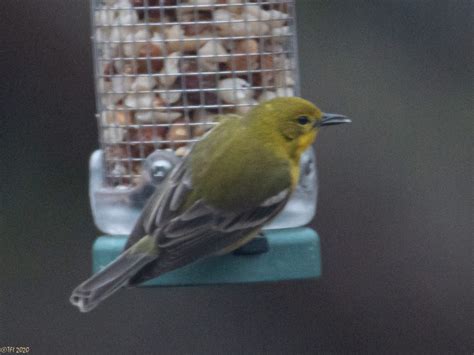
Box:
[70,97,350,312]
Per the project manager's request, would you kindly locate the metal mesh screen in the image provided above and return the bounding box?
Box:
[92,0,299,187]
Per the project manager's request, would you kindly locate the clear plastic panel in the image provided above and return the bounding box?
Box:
[90,147,317,234]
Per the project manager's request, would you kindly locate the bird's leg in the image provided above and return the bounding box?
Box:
[232,233,269,255]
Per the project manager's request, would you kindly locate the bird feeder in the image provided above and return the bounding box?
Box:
[89,0,321,285]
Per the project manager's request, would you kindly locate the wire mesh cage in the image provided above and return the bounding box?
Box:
[90,0,317,234]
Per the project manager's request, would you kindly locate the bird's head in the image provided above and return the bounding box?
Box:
[248,97,351,157]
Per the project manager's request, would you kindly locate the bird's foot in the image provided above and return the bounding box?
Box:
[233,234,269,255]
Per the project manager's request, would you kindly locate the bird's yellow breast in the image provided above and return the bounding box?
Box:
[289,131,316,188]
[296,131,317,156]
[290,162,300,188]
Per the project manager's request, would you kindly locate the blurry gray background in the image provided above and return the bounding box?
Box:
[1,0,472,353]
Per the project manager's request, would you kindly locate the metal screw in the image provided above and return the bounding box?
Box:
[150,159,173,183]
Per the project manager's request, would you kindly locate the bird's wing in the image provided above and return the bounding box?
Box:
[124,155,291,284]
[125,156,193,250]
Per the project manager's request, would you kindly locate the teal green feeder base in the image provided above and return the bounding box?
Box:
[92,227,321,286]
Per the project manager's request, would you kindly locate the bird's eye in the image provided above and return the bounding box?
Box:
[297,116,310,125]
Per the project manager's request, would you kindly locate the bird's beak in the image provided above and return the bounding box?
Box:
[317,113,352,127]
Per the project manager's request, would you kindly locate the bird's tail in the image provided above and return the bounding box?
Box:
[70,236,157,313]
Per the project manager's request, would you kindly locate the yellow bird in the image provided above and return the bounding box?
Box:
[70,97,350,312]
